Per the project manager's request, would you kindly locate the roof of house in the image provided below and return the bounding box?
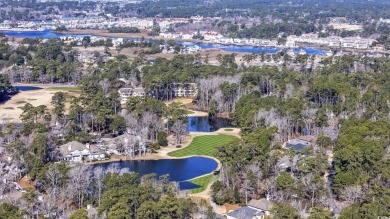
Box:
[118,87,133,94]
[132,87,145,93]
[285,139,309,151]
[215,214,227,219]
[227,206,264,219]
[248,198,275,211]
[276,155,292,169]
[58,141,86,155]
[118,87,145,94]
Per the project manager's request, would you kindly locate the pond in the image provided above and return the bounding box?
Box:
[94,157,218,190]
[14,86,42,91]
[187,116,231,132]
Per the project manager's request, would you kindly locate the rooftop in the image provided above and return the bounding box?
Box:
[285,139,309,151]
[227,206,264,219]
[248,198,274,211]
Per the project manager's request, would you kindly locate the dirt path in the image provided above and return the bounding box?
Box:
[189,179,227,215]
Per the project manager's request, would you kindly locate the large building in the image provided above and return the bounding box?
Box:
[171,83,198,97]
[118,87,147,104]
[118,83,198,104]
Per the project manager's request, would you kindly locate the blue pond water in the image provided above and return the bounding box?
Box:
[3,29,91,39]
[14,86,42,91]
[94,157,218,190]
[187,116,231,132]
[3,29,326,55]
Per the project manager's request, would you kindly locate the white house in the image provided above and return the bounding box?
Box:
[171,83,198,97]
[118,87,147,104]
[57,141,105,162]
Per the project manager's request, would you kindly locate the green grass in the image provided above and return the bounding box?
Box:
[47,86,81,91]
[224,128,234,131]
[189,174,214,194]
[185,110,195,115]
[168,135,237,157]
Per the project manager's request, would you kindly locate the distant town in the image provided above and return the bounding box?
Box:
[0,16,385,52]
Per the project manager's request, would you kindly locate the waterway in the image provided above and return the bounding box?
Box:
[3,29,326,55]
[94,157,218,190]
[14,85,42,91]
[187,116,231,132]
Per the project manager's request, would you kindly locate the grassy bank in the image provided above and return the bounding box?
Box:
[185,110,195,115]
[189,174,214,194]
[47,86,81,91]
[168,135,237,157]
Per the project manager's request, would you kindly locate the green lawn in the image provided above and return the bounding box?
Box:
[185,110,195,115]
[189,174,214,194]
[224,128,234,131]
[168,135,237,157]
[47,86,81,91]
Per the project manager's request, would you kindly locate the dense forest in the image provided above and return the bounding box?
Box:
[0,74,15,102]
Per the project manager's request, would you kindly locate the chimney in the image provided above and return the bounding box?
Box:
[86,143,90,149]
[68,145,72,151]
[266,194,270,201]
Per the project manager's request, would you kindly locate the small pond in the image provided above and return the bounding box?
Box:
[14,86,42,91]
[187,116,231,132]
[94,157,218,190]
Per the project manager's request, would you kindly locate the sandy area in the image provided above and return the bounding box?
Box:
[164,98,194,105]
[187,110,209,117]
[17,176,35,189]
[0,85,79,123]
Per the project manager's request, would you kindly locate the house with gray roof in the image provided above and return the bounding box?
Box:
[226,198,275,219]
[285,139,310,151]
[57,141,105,162]
[248,198,274,215]
[227,206,264,219]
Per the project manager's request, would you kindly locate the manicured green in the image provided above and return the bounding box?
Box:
[185,110,195,114]
[47,86,81,91]
[168,135,237,157]
[189,174,214,194]
[224,128,234,131]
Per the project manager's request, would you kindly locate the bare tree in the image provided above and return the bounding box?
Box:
[67,164,91,208]
[99,78,111,96]
[171,120,188,145]
[45,164,64,199]
[284,84,295,99]
[340,185,363,202]
[93,166,105,207]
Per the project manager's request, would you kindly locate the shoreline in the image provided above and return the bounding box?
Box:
[0,28,44,32]
[3,28,386,55]
[85,148,222,185]
[83,132,236,183]
[54,29,204,43]
[52,29,325,53]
